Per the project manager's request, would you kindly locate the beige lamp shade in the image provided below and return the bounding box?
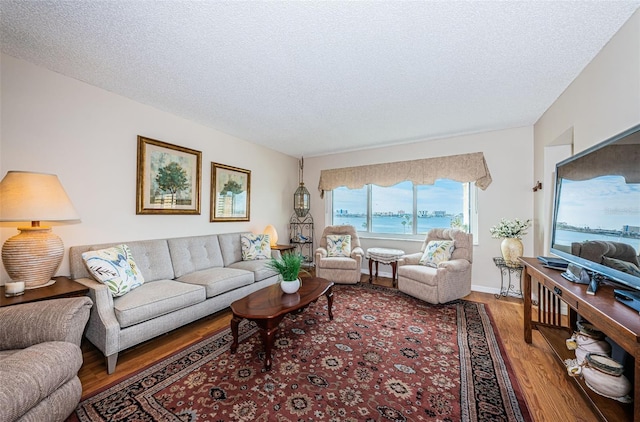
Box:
[0,171,80,288]
[263,224,278,247]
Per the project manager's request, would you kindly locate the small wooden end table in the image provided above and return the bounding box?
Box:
[366,247,405,288]
[230,277,334,370]
[0,276,88,308]
[271,244,296,255]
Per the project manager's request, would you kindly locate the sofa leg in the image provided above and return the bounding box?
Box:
[106,353,118,374]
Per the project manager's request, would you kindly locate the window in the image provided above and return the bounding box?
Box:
[331,179,475,238]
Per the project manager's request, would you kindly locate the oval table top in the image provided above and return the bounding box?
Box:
[230,277,333,320]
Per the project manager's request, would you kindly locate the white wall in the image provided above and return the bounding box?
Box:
[533,10,640,255]
[305,126,534,293]
[0,55,298,283]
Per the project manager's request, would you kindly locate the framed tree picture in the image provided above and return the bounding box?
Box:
[211,162,251,222]
[136,136,202,214]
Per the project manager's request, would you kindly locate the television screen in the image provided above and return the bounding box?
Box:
[550,124,640,292]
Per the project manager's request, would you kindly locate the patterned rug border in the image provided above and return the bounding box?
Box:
[72,283,532,421]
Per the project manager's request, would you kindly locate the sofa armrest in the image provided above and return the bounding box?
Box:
[73,277,122,357]
[399,252,422,266]
[0,297,92,350]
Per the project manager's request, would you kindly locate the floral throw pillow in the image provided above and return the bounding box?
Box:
[81,244,145,297]
[241,233,271,260]
[327,234,351,257]
[419,240,455,267]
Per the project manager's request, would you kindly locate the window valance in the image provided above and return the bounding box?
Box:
[318,152,492,198]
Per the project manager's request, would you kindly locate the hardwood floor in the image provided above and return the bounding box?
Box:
[78,273,599,421]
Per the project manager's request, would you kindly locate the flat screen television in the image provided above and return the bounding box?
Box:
[549,123,640,292]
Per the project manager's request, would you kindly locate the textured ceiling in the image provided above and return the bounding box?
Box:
[2,1,640,158]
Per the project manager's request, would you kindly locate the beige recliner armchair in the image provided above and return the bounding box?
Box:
[398,228,473,304]
[315,225,364,284]
[0,297,93,422]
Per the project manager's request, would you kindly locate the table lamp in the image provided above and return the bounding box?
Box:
[264,224,278,247]
[0,171,80,289]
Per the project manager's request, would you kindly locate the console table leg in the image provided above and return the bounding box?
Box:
[523,269,532,344]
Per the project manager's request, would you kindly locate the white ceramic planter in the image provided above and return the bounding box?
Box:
[281,278,301,294]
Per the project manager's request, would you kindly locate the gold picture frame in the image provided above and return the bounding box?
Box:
[136,136,202,214]
[211,162,251,222]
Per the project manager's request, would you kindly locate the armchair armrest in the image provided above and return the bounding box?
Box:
[351,246,364,258]
[0,296,92,350]
[399,252,422,266]
[438,259,471,272]
[315,247,328,260]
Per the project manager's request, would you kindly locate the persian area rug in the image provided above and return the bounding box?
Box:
[72,284,531,422]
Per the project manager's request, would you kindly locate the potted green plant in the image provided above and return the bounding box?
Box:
[266,252,308,293]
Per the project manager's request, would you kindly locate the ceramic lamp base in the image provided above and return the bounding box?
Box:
[1,227,64,288]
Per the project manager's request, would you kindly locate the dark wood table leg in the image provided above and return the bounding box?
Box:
[523,268,532,344]
[375,260,379,278]
[368,258,373,283]
[325,287,334,320]
[230,315,241,353]
[256,317,283,371]
[391,261,398,288]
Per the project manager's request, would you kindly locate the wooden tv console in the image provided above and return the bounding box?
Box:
[520,257,639,422]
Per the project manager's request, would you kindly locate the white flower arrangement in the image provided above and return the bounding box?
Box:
[489,218,532,240]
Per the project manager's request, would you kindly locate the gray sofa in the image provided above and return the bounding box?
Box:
[69,232,280,374]
[0,297,93,422]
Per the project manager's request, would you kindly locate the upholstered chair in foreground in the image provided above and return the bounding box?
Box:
[315,225,364,284]
[0,297,93,422]
[398,228,473,304]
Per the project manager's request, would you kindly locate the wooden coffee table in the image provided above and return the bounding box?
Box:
[230,277,334,370]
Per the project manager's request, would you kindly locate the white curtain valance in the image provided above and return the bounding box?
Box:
[318,152,492,198]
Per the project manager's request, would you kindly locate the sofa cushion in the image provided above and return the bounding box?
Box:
[227,260,277,282]
[327,234,351,257]
[81,244,145,297]
[0,341,82,422]
[241,233,271,260]
[167,235,224,278]
[218,232,245,267]
[70,239,174,282]
[176,267,254,298]
[113,280,205,328]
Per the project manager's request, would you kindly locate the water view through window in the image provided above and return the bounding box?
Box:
[332,180,469,235]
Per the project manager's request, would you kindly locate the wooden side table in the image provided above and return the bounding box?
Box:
[0,276,89,307]
[366,247,405,288]
[272,244,296,254]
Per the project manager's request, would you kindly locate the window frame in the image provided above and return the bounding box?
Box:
[326,181,478,242]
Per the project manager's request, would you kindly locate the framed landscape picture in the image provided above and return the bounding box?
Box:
[136,136,202,214]
[211,162,251,222]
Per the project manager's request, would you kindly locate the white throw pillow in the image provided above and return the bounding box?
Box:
[241,233,271,260]
[326,234,352,257]
[419,240,455,267]
[82,244,145,297]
